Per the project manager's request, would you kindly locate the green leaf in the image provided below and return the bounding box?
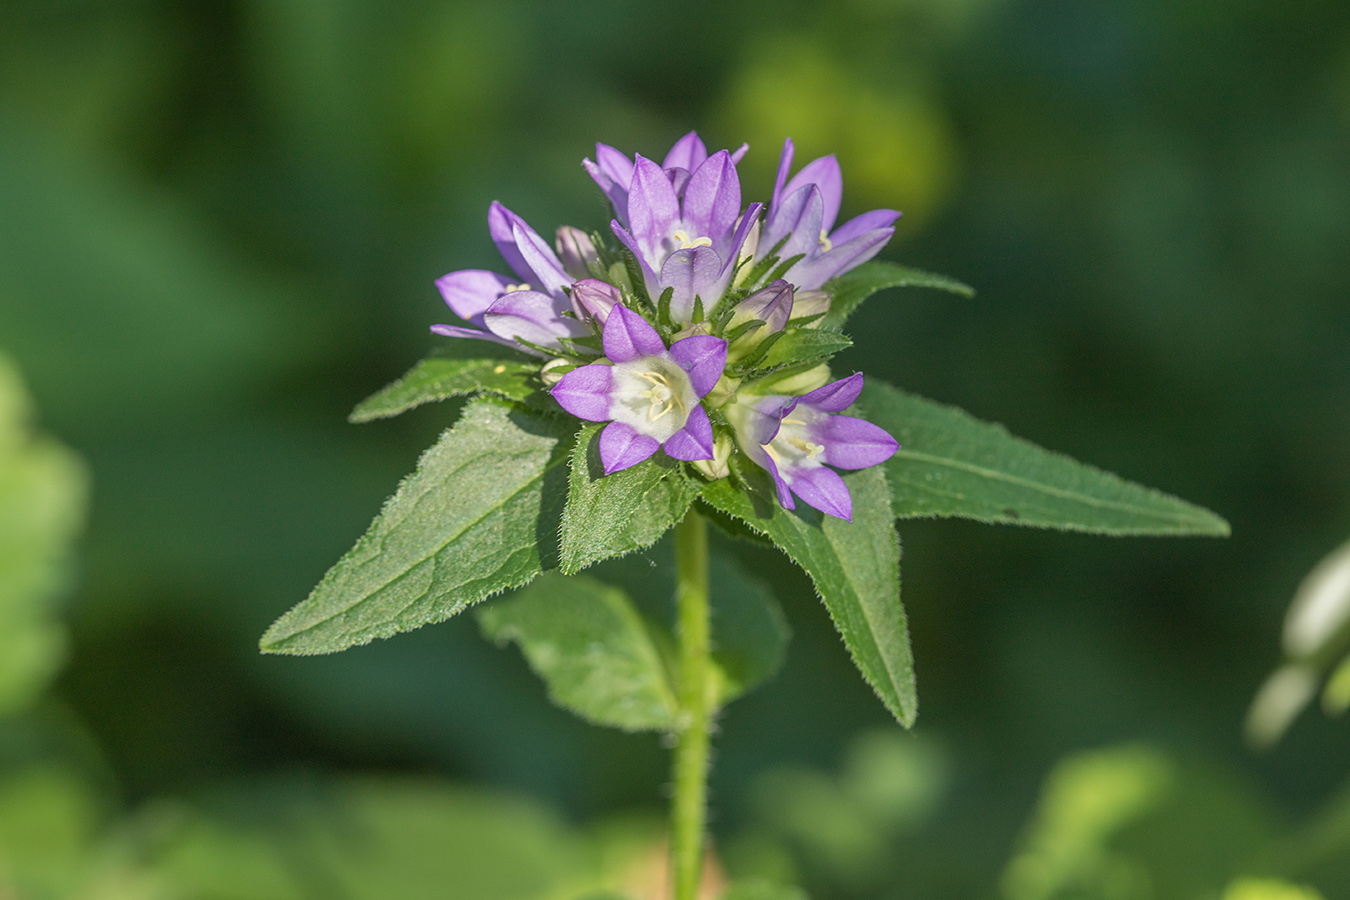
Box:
[349,342,541,423]
[860,380,1231,535]
[700,463,916,726]
[260,397,572,655]
[757,329,853,369]
[0,356,87,717]
[707,552,790,705]
[821,260,974,330]
[722,883,811,900]
[476,572,679,731]
[559,424,699,575]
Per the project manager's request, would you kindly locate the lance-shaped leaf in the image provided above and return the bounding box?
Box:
[821,260,974,331]
[477,572,680,731]
[860,380,1230,535]
[757,329,853,370]
[349,342,541,423]
[559,424,700,574]
[700,463,915,726]
[261,397,572,655]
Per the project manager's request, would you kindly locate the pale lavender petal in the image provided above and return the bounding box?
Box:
[783,155,843,236]
[799,372,864,412]
[584,157,629,224]
[732,279,794,333]
[785,225,895,290]
[487,202,535,283]
[599,420,660,474]
[770,138,794,216]
[435,269,513,324]
[746,396,790,446]
[702,201,763,304]
[758,449,796,511]
[729,143,749,164]
[662,405,714,461]
[569,278,620,326]
[669,335,728,398]
[596,143,635,188]
[762,185,823,262]
[666,167,691,198]
[682,150,741,250]
[659,246,722,322]
[429,323,536,353]
[828,208,901,246]
[552,365,614,421]
[662,131,708,172]
[784,466,853,521]
[483,289,587,348]
[817,415,899,469]
[628,154,681,263]
[602,304,666,362]
[610,220,661,300]
[511,222,571,298]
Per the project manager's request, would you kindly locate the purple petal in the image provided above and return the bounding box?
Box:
[569,278,620,326]
[584,144,636,224]
[429,323,538,354]
[682,150,741,251]
[610,220,661,300]
[785,225,895,290]
[666,167,691,198]
[757,448,796,511]
[662,131,708,173]
[729,143,749,164]
[511,222,571,298]
[783,155,843,236]
[659,246,722,322]
[669,335,728,398]
[745,396,790,446]
[717,201,763,283]
[628,155,681,264]
[762,185,824,262]
[602,304,666,362]
[799,373,864,412]
[553,364,614,420]
[487,202,535,284]
[817,415,899,469]
[732,279,794,333]
[435,269,513,324]
[599,420,660,474]
[483,289,587,348]
[784,466,853,521]
[770,138,794,216]
[828,208,901,245]
[662,405,714,461]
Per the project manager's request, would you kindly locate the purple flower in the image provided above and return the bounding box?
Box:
[726,279,794,362]
[553,305,728,474]
[727,373,898,521]
[584,131,749,230]
[757,139,901,290]
[432,202,590,355]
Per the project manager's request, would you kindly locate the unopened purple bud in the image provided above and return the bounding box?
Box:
[727,279,794,361]
[569,278,620,326]
[556,226,599,280]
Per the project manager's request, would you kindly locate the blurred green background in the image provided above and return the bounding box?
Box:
[2,0,1349,897]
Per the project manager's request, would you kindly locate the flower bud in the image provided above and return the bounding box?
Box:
[569,278,620,327]
[726,279,793,362]
[703,373,741,409]
[692,434,732,480]
[540,357,574,387]
[757,363,832,395]
[788,290,831,326]
[555,226,599,280]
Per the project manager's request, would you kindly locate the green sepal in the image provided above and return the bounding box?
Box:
[757,329,853,369]
[699,461,916,727]
[260,397,574,655]
[821,260,975,331]
[764,252,807,286]
[349,343,542,423]
[559,423,699,575]
[860,379,1231,535]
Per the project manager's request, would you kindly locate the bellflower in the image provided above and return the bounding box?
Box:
[758,139,901,290]
[584,131,749,231]
[553,305,727,474]
[727,373,898,521]
[431,202,590,355]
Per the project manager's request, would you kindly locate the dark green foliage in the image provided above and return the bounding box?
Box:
[349,343,542,422]
[821,261,974,331]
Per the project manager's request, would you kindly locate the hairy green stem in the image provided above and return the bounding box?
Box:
[671,508,712,900]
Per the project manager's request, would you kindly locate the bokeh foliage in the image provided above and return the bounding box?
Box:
[2,0,1349,896]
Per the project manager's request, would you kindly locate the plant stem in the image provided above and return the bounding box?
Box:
[671,508,712,900]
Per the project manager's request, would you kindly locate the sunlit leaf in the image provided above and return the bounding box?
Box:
[821,260,973,330]
[758,329,853,369]
[559,424,699,575]
[349,343,542,423]
[260,397,572,655]
[700,463,915,726]
[860,380,1230,535]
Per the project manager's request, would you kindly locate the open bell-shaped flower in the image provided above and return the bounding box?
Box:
[727,373,898,521]
[552,305,727,474]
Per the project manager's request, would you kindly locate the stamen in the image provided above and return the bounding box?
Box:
[636,370,686,422]
[505,283,531,293]
[672,230,714,251]
[818,231,833,253]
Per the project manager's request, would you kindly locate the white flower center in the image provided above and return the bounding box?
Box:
[766,413,826,468]
[608,356,700,443]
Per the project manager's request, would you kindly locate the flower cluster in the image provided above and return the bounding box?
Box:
[432,132,899,521]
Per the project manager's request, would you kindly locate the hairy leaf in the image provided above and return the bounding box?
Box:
[559,424,699,574]
[477,572,679,731]
[758,329,853,369]
[350,343,541,423]
[822,260,974,331]
[261,397,572,655]
[700,464,915,726]
[860,380,1230,535]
